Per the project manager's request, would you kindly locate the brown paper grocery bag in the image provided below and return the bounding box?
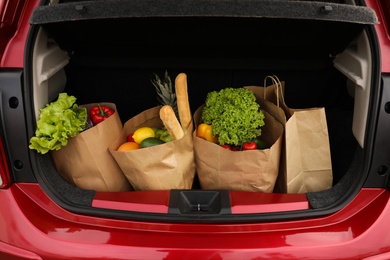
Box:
[246,76,333,193]
[282,107,333,193]
[109,106,196,191]
[50,103,132,192]
[193,105,283,192]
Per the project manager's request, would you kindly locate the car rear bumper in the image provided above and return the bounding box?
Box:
[0,183,390,259]
[0,240,41,260]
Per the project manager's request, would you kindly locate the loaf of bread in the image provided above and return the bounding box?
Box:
[159,105,184,140]
[175,73,192,131]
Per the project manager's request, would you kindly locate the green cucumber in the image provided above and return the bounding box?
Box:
[140,137,165,148]
[253,138,269,150]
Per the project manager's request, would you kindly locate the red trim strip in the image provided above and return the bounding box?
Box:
[92,190,170,213]
[92,189,309,214]
[230,191,309,214]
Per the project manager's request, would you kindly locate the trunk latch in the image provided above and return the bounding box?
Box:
[168,190,231,215]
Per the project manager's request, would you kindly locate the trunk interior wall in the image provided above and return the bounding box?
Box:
[63,59,357,186]
[36,58,358,206]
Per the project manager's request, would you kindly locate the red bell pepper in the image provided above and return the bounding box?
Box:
[127,133,135,142]
[90,103,114,125]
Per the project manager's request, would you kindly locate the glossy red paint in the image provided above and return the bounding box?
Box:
[0,240,41,260]
[0,0,390,259]
[0,138,11,188]
[0,183,388,259]
[92,190,171,213]
[367,0,390,72]
[229,191,309,213]
[0,0,39,68]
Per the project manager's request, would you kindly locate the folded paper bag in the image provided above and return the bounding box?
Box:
[51,103,132,192]
[109,106,196,191]
[193,105,283,192]
[245,76,333,193]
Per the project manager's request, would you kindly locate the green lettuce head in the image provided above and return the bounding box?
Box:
[201,88,265,146]
[29,93,87,154]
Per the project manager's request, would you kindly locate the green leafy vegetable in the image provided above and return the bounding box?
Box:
[29,93,87,154]
[201,88,265,146]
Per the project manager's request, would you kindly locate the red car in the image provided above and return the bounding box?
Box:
[1,0,390,259]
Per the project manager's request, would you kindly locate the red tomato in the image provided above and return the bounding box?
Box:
[221,144,232,150]
[242,141,257,150]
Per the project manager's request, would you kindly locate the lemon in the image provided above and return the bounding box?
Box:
[132,127,155,144]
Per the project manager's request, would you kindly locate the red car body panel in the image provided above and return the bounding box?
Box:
[0,240,41,260]
[1,0,390,259]
[368,0,390,72]
[0,184,390,259]
[0,0,38,68]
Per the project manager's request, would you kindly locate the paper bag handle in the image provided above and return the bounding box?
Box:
[264,75,284,107]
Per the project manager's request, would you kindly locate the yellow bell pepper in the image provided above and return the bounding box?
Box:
[196,123,218,143]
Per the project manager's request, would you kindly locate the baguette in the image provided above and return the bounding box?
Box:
[175,73,192,131]
[159,105,184,140]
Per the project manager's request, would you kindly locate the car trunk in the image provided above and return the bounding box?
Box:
[25,0,380,222]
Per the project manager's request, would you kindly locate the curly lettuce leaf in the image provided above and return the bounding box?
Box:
[201,88,265,146]
[29,93,87,154]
